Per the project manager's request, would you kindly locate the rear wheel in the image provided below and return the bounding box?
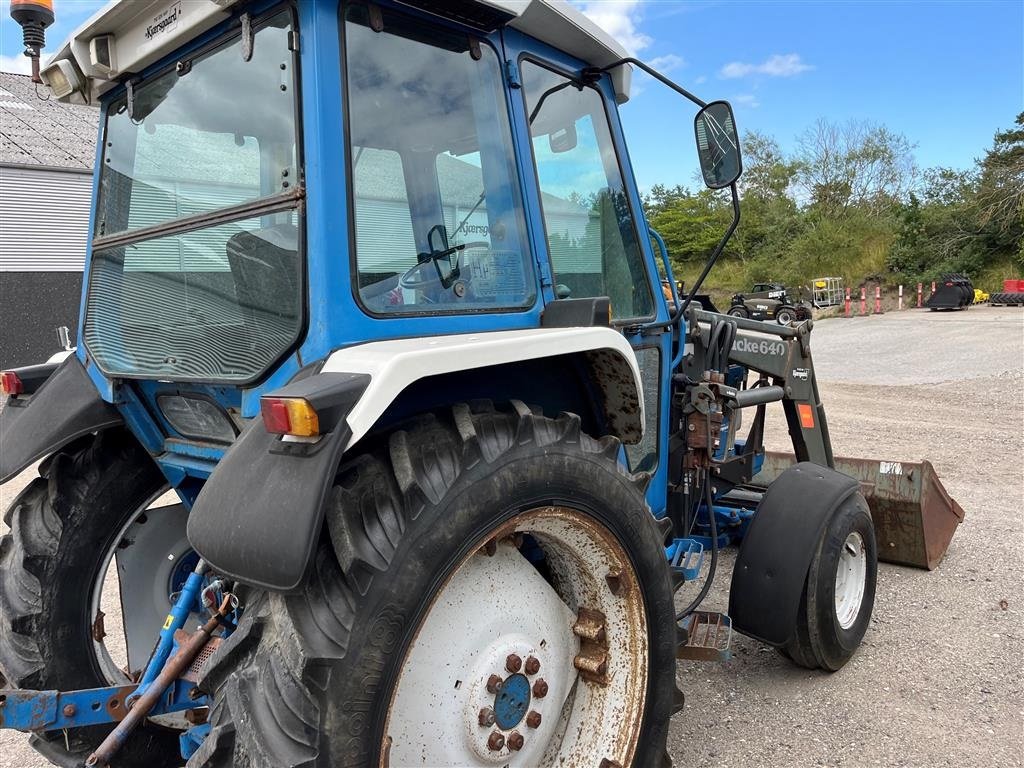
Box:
[783,493,877,671]
[0,429,184,767]
[192,402,680,768]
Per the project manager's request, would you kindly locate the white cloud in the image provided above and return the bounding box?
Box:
[694,75,707,85]
[732,93,760,109]
[0,53,33,75]
[648,53,686,73]
[719,53,813,79]
[573,0,651,56]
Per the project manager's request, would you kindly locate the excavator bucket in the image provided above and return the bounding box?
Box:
[755,452,965,569]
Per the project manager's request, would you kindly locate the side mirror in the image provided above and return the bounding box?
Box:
[694,100,742,189]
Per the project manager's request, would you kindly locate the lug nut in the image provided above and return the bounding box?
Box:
[486,674,503,693]
[532,678,548,698]
[526,710,542,729]
[505,653,522,673]
[478,707,496,727]
[507,731,525,751]
[524,656,541,675]
[62,704,77,718]
[487,731,505,751]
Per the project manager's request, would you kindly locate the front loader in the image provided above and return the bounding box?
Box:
[0,1,963,766]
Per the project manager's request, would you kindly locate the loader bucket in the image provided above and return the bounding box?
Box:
[754,452,965,569]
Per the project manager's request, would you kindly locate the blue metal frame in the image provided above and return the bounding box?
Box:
[70,0,682,520]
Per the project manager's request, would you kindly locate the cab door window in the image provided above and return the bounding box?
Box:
[521,61,654,320]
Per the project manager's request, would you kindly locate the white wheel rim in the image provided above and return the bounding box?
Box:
[834,531,867,629]
[383,506,649,767]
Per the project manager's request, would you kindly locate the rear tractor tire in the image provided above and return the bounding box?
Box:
[0,429,184,767]
[783,494,877,671]
[192,401,681,768]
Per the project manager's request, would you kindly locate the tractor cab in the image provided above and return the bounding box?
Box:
[0,2,961,767]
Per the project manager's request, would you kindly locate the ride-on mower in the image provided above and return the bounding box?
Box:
[1,1,963,766]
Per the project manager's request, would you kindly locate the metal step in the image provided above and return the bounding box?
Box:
[677,611,732,662]
[667,537,704,581]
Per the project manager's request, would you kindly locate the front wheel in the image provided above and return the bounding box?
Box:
[727,305,749,318]
[775,306,797,325]
[783,493,877,671]
[193,402,680,768]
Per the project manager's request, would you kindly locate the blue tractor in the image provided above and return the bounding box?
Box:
[1,1,963,766]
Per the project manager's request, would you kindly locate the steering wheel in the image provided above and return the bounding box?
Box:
[399,241,490,293]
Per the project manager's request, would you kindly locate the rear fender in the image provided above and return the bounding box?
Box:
[188,327,643,591]
[728,462,859,645]
[0,356,123,484]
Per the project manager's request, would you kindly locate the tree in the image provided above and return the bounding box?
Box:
[795,119,916,216]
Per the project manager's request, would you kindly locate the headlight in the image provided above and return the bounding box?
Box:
[158,395,237,444]
[40,59,81,98]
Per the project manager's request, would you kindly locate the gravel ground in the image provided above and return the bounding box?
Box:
[2,305,1022,767]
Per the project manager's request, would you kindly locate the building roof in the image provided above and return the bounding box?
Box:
[0,72,98,170]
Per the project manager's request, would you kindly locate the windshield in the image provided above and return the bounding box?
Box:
[344,4,535,314]
[83,9,302,382]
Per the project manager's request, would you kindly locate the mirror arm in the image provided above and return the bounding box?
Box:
[676,183,740,319]
[641,183,741,334]
[587,58,707,109]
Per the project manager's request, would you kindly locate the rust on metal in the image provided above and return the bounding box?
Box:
[507,731,524,751]
[573,606,610,684]
[184,707,208,725]
[757,451,965,569]
[526,711,542,729]
[487,731,505,751]
[572,608,607,644]
[524,656,540,675]
[605,567,626,597]
[486,674,502,694]
[600,760,623,768]
[181,634,223,683]
[85,595,233,767]
[532,678,548,699]
[91,610,107,643]
[505,653,522,673]
[477,707,495,727]
[62,704,76,718]
[573,650,608,682]
[677,611,732,662]
[480,538,497,557]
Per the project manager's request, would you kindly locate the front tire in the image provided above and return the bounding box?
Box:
[783,494,877,671]
[192,402,679,767]
[0,429,183,766]
[775,306,797,325]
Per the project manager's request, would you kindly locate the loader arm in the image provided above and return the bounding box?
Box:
[689,308,835,469]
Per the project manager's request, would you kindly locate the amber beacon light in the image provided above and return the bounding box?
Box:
[9,0,54,82]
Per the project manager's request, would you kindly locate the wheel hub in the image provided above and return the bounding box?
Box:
[493,673,531,730]
[384,507,649,767]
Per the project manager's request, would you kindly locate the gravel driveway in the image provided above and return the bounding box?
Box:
[2,305,1022,767]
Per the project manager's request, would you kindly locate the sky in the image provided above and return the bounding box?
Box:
[2,0,1021,192]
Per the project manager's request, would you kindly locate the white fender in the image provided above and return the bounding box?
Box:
[320,327,644,449]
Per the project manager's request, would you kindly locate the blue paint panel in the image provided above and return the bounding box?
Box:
[72,1,678,514]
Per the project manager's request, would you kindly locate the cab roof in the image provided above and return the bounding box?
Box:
[47,0,632,105]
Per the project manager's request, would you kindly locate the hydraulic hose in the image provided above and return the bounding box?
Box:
[676,470,719,620]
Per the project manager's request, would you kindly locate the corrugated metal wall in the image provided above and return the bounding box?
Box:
[0,165,92,271]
